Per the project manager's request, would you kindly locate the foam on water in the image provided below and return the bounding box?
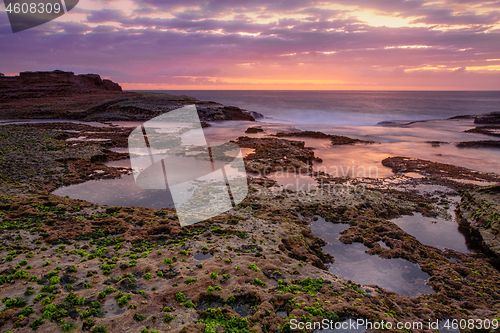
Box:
[156,90,500,126]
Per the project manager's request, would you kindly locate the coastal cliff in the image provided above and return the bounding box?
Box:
[0,70,260,121]
[0,70,122,97]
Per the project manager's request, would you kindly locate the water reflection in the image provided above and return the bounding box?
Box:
[290,119,500,175]
[52,174,174,209]
[201,118,500,176]
[105,159,131,169]
[194,252,213,260]
[391,213,472,253]
[310,216,434,297]
[53,151,245,210]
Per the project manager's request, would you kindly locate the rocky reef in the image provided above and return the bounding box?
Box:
[465,125,500,137]
[474,112,500,124]
[274,130,373,145]
[1,75,500,333]
[456,141,500,149]
[0,120,499,332]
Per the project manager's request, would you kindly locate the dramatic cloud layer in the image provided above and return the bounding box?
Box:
[1,0,499,89]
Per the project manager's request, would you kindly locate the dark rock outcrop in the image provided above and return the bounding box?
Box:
[0,70,132,119]
[464,125,500,137]
[246,126,264,134]
[474,112,500,124]
[275,130,373,145]
[0,71,257,122]
[382,156,500,185]
[457,185,500,257]
[0,70,122,95]
[456,140,500,149]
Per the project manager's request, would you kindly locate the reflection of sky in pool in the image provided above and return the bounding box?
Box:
[52,174,174,209]
[53,147,246,210]
[310,216,434,297]
[194,252,213,260]
[391,213,472,253]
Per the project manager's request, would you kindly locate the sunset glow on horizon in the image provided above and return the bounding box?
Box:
[1,0,500,90]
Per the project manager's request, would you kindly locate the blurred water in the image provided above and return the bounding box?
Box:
[153,90,500,126]
[203,118,500,176]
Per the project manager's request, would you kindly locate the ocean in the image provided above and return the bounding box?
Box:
[138,90,500,175]
[150,90,500,126]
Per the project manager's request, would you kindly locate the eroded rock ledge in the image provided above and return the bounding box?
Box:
[457,185,500,257]
[0,70,123,95]
[0,71,261,122]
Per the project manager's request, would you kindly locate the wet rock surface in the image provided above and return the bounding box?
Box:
[274,130,373,145]
[245,127,264,134]
[474,112,500,124]
[456,140,500,149]
[235,136,318,176]
[0,124,130,196]
[464,125,500,137]
[0,114,500,332]
[382,156,500,190]
[0,72,260,122]
[457,185,500,257]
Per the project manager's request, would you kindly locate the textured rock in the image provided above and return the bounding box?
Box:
[464,125,500,137]
[275,130,373,145]
[0,70,132,119]
[382,156,500,184]
[2,122,500,332]
[474,112,500,124]
[11,70,119,90]
[245,127,264,134]
[456,140,500,149]
[457,185,500,257]
[0,70,122,94]
[0,71,257,122]
[102,79,122,91]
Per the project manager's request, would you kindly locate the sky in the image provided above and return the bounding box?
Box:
[1,0,500,90]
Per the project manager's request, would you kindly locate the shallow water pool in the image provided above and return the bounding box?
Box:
[310,216,434,297]
[52,174,174,209]
[391,213,473,253]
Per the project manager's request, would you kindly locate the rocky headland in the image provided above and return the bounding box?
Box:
[0,71,260,122]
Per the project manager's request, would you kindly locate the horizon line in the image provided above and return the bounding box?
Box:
[127,89,500,92]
